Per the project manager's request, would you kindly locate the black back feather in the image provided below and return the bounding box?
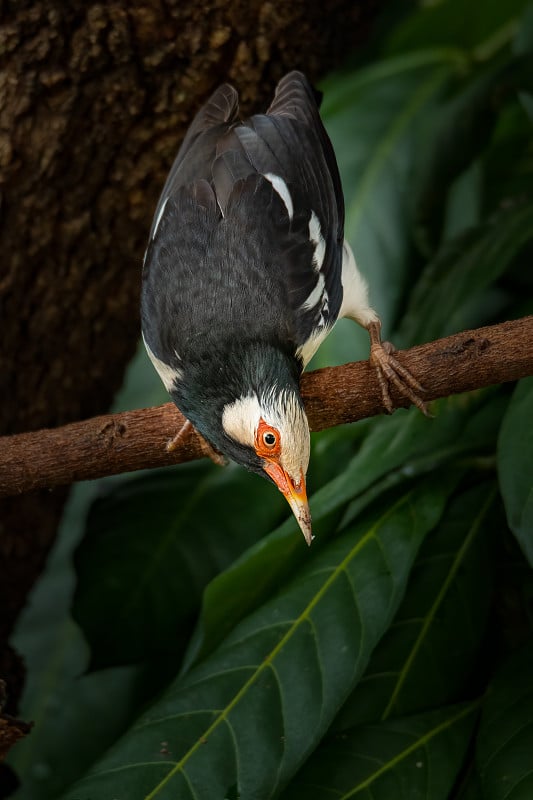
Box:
[141,72,346,442]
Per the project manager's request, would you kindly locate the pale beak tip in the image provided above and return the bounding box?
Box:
[297,514,314,546]
[287,496,313,545]
[263,462,313,545]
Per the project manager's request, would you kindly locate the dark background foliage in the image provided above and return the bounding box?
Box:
[4,0,533,798]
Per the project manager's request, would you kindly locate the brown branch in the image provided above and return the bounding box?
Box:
[1,316,532,498]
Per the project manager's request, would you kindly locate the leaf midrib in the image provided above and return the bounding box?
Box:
[140,492,415,799]
[340,702,479,800]
[381,486,496,719]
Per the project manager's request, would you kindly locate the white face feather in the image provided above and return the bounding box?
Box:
[221,390,310,481]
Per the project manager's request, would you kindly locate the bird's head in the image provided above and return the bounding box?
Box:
[175,344,312,544]
[220,388,311,543]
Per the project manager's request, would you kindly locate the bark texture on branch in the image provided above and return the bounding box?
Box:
[1,317,531,498]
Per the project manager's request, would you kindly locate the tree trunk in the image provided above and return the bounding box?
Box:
[0,0,379,731]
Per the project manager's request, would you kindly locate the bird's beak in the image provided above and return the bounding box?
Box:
[263,462,313,545]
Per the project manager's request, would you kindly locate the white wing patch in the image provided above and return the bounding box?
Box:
[308,211,326,271]
[152,196,169,239]
[263,173,294,219]
[142,334,183,392]
[300,210,330,323]
[301,273,325,312]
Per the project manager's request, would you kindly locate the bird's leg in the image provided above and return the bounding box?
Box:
[167,419,227,466]
[367,320,429,416]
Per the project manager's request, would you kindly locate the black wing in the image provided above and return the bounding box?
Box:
[221,72,345,340]
[146,83,239,242]
[141,72,345,376]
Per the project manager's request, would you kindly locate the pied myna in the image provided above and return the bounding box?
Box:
[141,71,426,545]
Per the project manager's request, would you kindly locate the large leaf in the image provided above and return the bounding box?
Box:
[73,461,288,669]
[397,203,533,346]
[497,377,533,567]
[280,703,479,800]
[482,102,533,228]
[452,769,485,800]
[60,477,453,800]
[386,0,531,55]
[6,483,156,800]
[184,391,507,670]
[492,530,533,654]
[333,482,496,729]
[477,642,533,800]
[411,57,533,256]
[311,49,461,369]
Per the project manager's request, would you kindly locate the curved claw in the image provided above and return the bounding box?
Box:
[367,322,429,416]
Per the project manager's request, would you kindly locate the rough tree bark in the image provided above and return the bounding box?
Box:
[0,0,380,751]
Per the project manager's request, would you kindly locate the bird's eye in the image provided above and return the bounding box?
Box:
[256,419,281,456]
[262,431,278,448]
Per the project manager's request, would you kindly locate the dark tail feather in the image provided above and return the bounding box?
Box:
[266,71,322,124]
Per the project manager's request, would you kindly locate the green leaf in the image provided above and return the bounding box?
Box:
[184,391,507,670]
[482,102,533,222]
[492,530,533,652]
[452,768,485,800]
[397,203,533,346]
[60,477,452,800]
[412,54,533,255]
[513,3,533,58]
[412,64,506,256]
[333,482,497,729]
[311,49,460,368]
[386,0,530,56]
[498,377,533,567]
[7,483,154,800]
[73,461,287,668]
[280,703,479,800]
[477,642,533,800]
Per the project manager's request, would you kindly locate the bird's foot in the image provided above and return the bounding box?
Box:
[167,419,228,466]
[166,419,194,453]
[367,321,429,416]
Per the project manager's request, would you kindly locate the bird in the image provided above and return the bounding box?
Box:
[140,71,427,546]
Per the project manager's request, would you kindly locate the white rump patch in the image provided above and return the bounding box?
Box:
[308,211,326,271]
[263,173,294,219]
[338,240,379,328]
[152,196,169,238]
[143,334,183,392]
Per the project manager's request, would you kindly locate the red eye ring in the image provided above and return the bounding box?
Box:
[256,419,281,457]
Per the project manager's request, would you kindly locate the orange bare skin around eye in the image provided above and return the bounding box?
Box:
[255,417,282,459]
